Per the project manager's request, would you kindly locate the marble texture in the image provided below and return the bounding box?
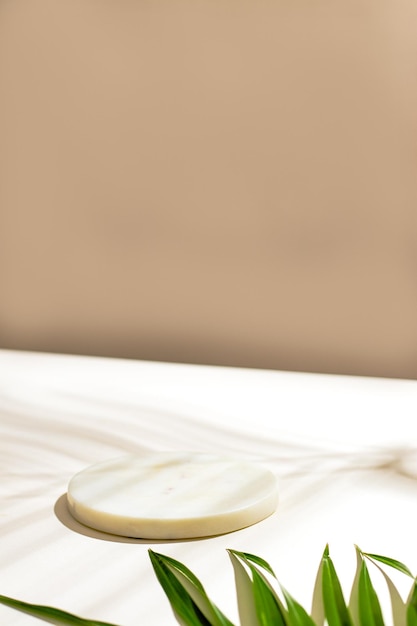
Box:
[0,349,417,625]
[67,452,278,538]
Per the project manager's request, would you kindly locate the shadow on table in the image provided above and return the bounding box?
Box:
[54,494,217,544]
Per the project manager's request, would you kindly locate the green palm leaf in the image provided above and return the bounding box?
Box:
[149,550,234,626]
[348,545,363,626]
[279,584,316,626]
[320,545,354,626]
[229,549,315,626]
[357,560,385,626]
[311,552,325,626]
[229,551,276,577]
[0,595,119,626]
[361,550,407,626]
[406,580,417,626]
[251,567,287,626]
[363,555,414,579]
[228,551,261,626]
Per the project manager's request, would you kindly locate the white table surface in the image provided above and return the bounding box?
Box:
[1,349,416,625]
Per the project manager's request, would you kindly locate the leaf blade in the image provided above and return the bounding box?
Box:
[357,560,385,626]
[0,595,119,626]
[406,580,417,626]
[363,555,414,579]
[311,551,326,626]
[229,549,316,626]
[251,568,287,626]
[148,550,212,626]
[362,552,407,626]
[228,551,261,626]
[229,551,276,578]
[279,584,317,626]
[321,545,354,626]
[348,545,363,626]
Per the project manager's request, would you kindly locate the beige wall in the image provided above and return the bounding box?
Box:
[1,0,417,378]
